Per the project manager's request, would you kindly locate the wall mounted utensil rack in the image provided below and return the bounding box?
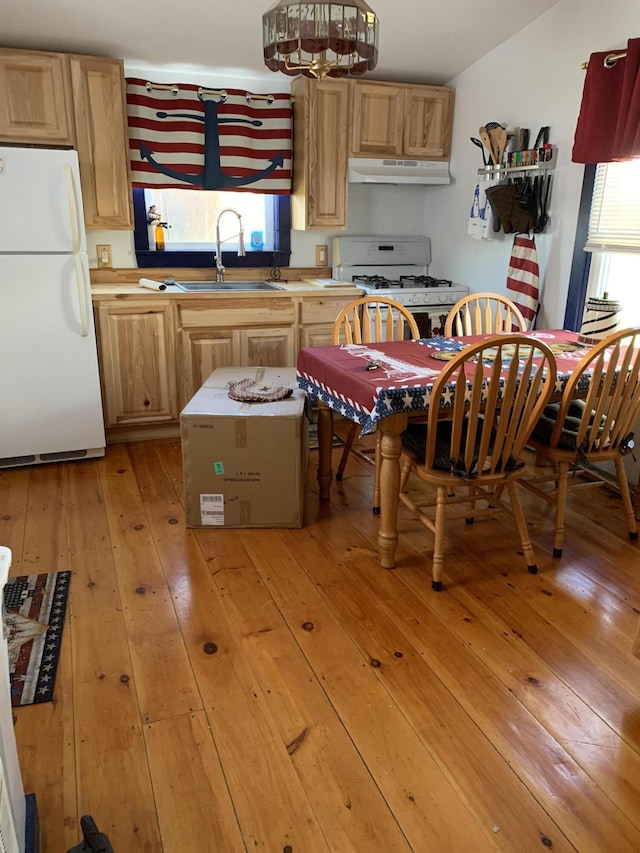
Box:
[478,146,557,178]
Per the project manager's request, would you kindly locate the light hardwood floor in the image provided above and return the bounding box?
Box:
[1,435,640,852]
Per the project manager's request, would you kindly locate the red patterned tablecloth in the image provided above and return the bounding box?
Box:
[296,330,588,434]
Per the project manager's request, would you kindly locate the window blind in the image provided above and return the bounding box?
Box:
[585,159,640,253]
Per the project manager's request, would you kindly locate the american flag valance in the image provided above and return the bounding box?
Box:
[126,78,292,194]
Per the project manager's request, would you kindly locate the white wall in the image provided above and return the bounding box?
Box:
[425,0,638,328]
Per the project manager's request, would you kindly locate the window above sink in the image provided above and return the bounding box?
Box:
[132,188,291,270]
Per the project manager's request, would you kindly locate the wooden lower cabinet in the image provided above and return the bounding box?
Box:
[240,327,295,367]
[177,328,238,411]
[178,326,295,409]
[96,301,177,427]
[298,324,336,348]
[96,293,356,431]
[299,296,356,348]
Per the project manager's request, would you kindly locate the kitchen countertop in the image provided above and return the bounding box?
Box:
[91,279,364,299]
[89,266,365,300]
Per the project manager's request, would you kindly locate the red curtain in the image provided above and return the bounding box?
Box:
[572,37,640,164]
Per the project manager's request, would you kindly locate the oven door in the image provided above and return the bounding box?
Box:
[411,308,453,338]
[364,302,416,340]
[365,302,454,339]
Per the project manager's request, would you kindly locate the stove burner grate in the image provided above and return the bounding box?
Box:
[351,274,453,290]
[400,275,453,288]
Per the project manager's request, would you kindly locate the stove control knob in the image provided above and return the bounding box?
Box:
[439,293,449,304]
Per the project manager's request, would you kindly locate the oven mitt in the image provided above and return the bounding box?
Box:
[511,202,533,234]
[484,183,518,234]
[227,378,293,402]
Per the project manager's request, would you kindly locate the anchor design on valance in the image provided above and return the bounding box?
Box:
[126,79,292,194]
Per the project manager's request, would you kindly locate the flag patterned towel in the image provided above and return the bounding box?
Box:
[506,234,540,329]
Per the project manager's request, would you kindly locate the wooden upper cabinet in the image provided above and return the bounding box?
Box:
[403,87,454,158]
[350,82,404,157]
[291,77,349,230]
[0,48,75,145]
[69,55,133,230]
[350,81,454,161]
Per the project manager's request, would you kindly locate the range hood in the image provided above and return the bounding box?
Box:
[348,157,451,185]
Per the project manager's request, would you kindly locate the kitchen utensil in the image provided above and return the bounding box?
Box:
[479,126,497,164]
[533,126,550,149]
[470,136,487,165]
[490,127,507,165]
[485,121,504,131]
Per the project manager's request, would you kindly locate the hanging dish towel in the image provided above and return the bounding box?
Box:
[506,234,540,329]
[467,180,497,239]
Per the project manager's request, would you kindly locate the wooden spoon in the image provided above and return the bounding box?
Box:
[479,126,497,165]
[490,127,507,165]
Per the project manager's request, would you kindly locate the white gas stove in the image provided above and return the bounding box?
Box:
[332,235,468,336]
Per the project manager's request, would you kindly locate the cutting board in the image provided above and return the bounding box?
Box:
[303,278,356,288]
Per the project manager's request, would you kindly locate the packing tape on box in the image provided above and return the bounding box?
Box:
[139,277,167,291]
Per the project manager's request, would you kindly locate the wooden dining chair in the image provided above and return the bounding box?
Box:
[398,335,557,590]
[519,326,640,557]
[332,296,421,512]
[444,293,526,337]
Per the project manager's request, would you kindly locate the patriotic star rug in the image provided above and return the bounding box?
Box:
[3,571,71,707]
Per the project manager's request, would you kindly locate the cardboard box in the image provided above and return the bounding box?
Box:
[181,367,307,528]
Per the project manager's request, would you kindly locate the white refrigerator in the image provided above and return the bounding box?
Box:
[0,146,105,468]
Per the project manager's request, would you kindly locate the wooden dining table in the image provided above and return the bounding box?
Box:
[297,329,590,569]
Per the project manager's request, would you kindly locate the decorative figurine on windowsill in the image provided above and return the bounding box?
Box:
[147,205,168,251]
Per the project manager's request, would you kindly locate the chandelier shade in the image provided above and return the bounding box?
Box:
[263,0,379,79]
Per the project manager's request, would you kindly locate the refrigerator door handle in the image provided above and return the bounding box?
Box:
[65,163,82,254]
[75,253,90,337]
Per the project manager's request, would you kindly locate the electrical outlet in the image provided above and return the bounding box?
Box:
[315,244,328,266]
[97,244,112,268]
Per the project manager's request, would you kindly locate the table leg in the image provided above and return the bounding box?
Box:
[317,402,334,500]
[377,413,408,569]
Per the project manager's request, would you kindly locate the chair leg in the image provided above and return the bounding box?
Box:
[506,480,538,573]
[466,484,477,524]
[431,485,447,591]
[614,455,638,540]
[336,422,358,481]
[373,433,382,514]
[553,461,570,558]
[399,457,413,493]
[534,449,547,467]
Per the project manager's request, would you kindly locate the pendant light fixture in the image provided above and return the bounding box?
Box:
[262,0,379,80]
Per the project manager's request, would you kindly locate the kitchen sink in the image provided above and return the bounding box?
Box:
[174,280,284,292]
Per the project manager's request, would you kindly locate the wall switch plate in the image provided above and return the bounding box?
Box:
[97,244,112,268]
[315,244,328,266]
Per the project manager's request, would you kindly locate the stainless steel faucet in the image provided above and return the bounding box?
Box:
[215,208,246,281]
